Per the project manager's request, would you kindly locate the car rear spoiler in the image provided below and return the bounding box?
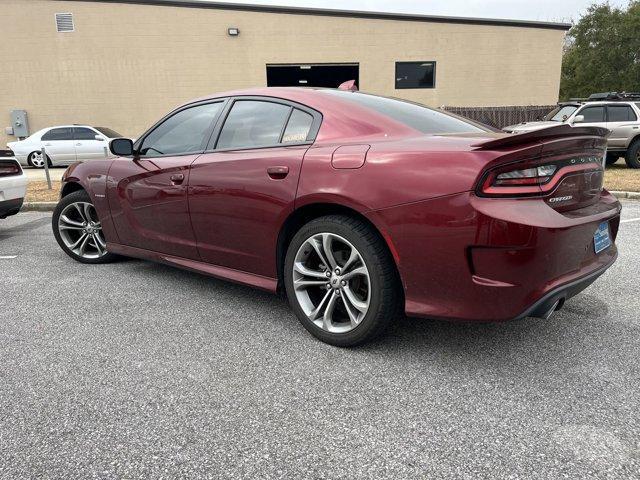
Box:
[472,124,609,150]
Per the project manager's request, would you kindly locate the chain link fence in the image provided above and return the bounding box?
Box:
[442,105,556,129]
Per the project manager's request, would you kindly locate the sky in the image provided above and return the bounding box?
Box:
[170,0,631,23]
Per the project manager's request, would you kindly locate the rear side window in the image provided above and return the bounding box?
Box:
[42,127,73,141]
[74,127,97,140]
[217,100,291,149]
[282,109,313,143]
[579,106,605,122]
[324,90,486,134]
[139,102,223,157]
[607,105,637,122]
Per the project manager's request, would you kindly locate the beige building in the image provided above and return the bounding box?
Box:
[1,0,569,145]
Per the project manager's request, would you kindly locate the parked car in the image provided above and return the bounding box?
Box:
[7,125,123,168]
[0,158,28,219]
[51,87,620,346]
[504,95,640,168]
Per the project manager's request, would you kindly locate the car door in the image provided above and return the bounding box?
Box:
[73,127,107,162]
[107,100,226,259]
[606,104,638,151]
[41,127,76,164]
[189,98,320,277]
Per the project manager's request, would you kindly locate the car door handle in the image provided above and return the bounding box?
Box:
[75,143,82,146]
[267,166,289,179]
[170,173,185,184]
[44,143,52,146]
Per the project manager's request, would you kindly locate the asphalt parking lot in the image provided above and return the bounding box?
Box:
[1,202,639,479]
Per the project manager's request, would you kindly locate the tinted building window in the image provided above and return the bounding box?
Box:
[139,102,223,157]
[579,106,605,123]
[608,105,637,122]
[217,101,291,149]
[74,127,98,140]
[282,109,313,143]
[323,90,486,134]
[42,127,73,141]
[395,62,436,89]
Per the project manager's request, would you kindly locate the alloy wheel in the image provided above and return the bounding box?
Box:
[30,152,45,168]
[292,232,370,333]
[57,201,108,259]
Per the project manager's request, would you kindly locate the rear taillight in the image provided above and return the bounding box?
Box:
[0,160,21,177]
[479,154,603,197]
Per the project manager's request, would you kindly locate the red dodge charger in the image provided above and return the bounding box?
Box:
[52,87,620,346]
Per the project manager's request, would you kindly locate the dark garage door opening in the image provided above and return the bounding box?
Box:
[266,63,359,89]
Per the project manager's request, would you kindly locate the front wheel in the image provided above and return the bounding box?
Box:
[28,151,51,168]
[284,215,401,347]
[52,190,118,264]
[625,141,640,169]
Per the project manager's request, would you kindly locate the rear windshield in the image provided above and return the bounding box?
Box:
[94,127,123,138]
[322,90,487,134]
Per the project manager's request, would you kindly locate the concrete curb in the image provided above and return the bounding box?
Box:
[19,191,640,213]
[610,191,640,200]
[22,202,58,212]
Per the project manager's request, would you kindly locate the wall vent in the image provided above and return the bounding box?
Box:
[55,13,74,32]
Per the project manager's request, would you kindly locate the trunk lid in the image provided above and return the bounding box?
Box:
[474,125,608,213]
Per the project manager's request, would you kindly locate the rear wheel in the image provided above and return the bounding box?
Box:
[625,141,640,169]
[52,190,118,264]
[284,215,400,347]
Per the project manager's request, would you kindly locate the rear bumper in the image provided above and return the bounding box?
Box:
[514,251,616,320]
[0,198,24,219]
[376,190,621,322]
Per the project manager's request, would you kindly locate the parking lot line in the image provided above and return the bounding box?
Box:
[0,255,18,259]
[621,217,640,224]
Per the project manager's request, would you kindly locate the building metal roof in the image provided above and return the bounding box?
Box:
[55,0,573,30]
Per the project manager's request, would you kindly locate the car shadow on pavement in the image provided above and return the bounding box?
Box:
[134,259,612,364]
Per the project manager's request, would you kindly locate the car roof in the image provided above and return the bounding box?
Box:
[178,87,421,142]
[44,125,97,129]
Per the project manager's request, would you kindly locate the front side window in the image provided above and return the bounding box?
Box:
[395,62,436,89]
[607,105,637,122]
[139,102,223,157]
[74,127,98,140]
[578,106,605,123]
[217,100,291,150]
[42,127,73,141]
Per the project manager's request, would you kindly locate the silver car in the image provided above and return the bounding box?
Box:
[504,100,640,168]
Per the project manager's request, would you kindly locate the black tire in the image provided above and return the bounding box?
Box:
[284,215,401,347]
[27,151,51,168]
[52,190,119,264]
[625,140,640,169]
[605,153,620,166]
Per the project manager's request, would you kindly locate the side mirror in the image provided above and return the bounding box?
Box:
[95,135,106,141]
[572,115,585,124]
[109,138,134,156]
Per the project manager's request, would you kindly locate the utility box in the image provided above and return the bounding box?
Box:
[10,110,29,138]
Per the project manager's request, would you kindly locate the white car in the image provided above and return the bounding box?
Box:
[7,125,123,168]
[0,158,28,219]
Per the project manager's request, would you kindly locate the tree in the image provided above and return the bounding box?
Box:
[560,1,640,99]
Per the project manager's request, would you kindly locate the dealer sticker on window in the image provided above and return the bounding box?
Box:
[594,221,612,254]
